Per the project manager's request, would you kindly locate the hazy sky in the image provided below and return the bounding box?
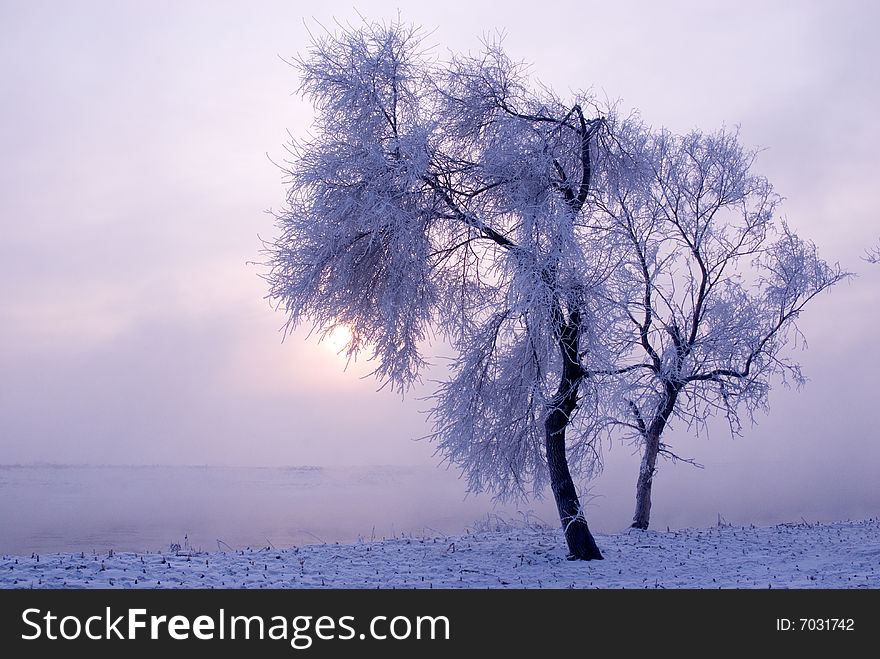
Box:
[1,1,878,525]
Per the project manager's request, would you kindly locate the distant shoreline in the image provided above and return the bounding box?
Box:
[0,463,331,470]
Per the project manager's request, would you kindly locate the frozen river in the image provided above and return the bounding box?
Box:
[2,460,877,555]
[0,464,563,554]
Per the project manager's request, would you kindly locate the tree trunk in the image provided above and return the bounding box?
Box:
[631,430,660,530]
[631,383,679,530]
[545,409,603,560]
[537,113,604,559]
[544,310,603,560]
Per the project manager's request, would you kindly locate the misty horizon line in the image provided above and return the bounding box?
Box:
[0,461,448,471]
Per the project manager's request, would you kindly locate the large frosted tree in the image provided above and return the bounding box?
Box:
[592,120,848,529]
[266,21,617,559]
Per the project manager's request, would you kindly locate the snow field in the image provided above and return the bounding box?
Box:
[2,518,877,589]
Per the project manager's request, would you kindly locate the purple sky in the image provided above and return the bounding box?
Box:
[1,1,878,524]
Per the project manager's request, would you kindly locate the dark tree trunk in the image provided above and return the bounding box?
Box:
[545,310,603,560]
[631,383,680,530]
[631,430,660,530]
[545,409,603,560]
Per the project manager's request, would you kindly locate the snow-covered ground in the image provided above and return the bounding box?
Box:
[2,518,878,589]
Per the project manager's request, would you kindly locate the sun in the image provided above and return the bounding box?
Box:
[323,324,353,356]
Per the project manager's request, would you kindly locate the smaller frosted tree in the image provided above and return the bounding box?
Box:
[593,121,849,529]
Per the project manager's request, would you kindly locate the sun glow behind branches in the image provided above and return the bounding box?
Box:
[322,324,353,357]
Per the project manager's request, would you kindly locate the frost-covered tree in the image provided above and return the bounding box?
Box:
[593,121,849,529]
[266,21,616,559]
[865,241,880,264]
